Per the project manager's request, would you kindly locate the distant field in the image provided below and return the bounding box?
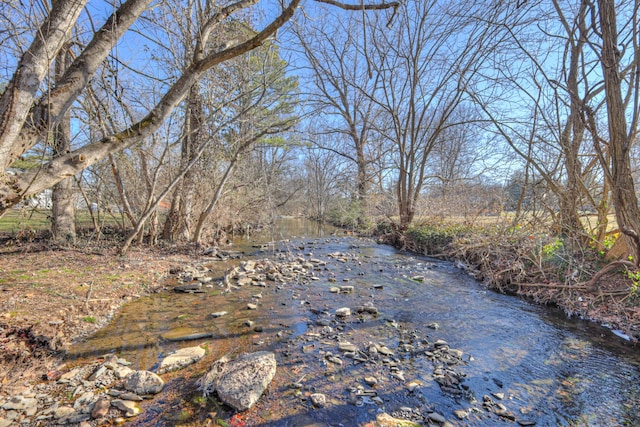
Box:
[0,209,123,233]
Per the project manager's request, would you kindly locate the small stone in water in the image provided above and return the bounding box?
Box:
[364,376,378,386]
[428,412,446,423]
[247,303,258,310]
[335,308,351,317]
[453,409,468,420]
[310,393,327,407]
[338,342,357,352]
[207,311,228,319]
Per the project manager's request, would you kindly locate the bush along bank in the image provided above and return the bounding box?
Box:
[375,222,640,342]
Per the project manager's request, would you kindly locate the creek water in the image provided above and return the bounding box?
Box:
[68,218,640,426]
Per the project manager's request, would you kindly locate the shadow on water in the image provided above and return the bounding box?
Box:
[67,218,640,426]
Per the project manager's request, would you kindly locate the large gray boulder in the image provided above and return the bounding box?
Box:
[199,351,276,411]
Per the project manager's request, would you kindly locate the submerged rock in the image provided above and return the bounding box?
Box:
[157,346,206,374]
[310,393,327,407]
[198,351,276,411]
[375,413,423,427]
[161,328,213,342]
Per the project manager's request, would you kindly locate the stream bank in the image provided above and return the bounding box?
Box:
[378,223,640,342]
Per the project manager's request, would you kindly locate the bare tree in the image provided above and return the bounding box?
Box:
[368,0,497,227]
[294,9,381,221]
[0,0,398,217]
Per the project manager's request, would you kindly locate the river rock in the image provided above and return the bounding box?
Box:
[54,406,77,419]
[112,399,140,417]
[125,370,164,395]
[207,311,228,319]
[453,409,468,420]
[364,376,378,386]
[161,327,212,342]
[357,305,379,315]
[335,307,351,317]
[173,283,203,293]
[2,396,37,411]
[91,397,111,419]
[157,346,206,374]
[428,412,447,423]
[114,365,133,379]
[199,351,276,411]
[310,393,327,407]
[338,342,357,352]
[375,412,423,427]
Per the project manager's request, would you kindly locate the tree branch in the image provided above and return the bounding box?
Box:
[314,0,399,11]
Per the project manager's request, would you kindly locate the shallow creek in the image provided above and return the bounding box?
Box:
[68,219,640,426]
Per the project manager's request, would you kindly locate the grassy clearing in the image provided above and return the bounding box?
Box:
[0,209,124,234]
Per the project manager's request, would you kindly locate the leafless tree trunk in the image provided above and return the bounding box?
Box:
[51,37,76,244]
[596,0,640,260]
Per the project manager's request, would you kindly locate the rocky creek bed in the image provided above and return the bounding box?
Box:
[1,237,639,426]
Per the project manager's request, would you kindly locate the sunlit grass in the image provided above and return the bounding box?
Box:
[0,209,123,233]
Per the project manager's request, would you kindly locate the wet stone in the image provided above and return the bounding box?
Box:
[338,342,357,353]
[428,412,447,423]
[207,311,228,319]
[310,393,327,407]
[161,328,212,342]
[335,308,351,317]
[453,409,468,420]
[118,392,143,401]
[364,376,378,386]
[112,399,140,417]
[316,318,332,327]
[157,346,205,374]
